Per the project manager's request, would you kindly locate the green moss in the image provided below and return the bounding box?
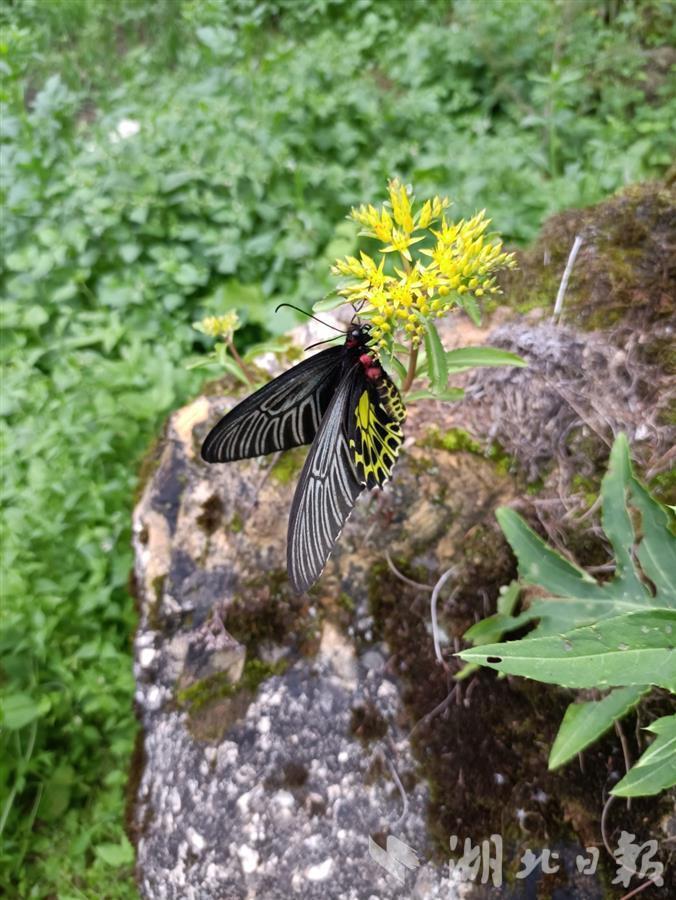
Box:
[229,511,244,533]
[424,426,482,455]
[485,440,513,476]
[270,447,305,484]
[650,468,676,506]
[525,477,545,495]
[571,473,599,507]
[146,575,166,631]
[423,427,515,476]
[134,432,165,505]
[151,575,165,603]
[177,657,287,713]
[337,592,355,613]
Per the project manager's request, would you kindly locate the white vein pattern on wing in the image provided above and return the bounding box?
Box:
[288,375,362,592]
[207,363,337,460]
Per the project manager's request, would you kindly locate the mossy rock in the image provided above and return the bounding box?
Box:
[130,190,676,898]
[501,180,676,369]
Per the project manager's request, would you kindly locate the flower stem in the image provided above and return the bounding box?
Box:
[228,340,254,385]
[402,344,419,394]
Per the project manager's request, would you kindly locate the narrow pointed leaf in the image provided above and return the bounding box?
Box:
[445,346,527,373]
[600,434,650,600]
[611,715,676,797]
[458,609,676,690]
[496,507,600,597]
[548,686,648,769]
[423,321,448,394]
[629,479,676,604]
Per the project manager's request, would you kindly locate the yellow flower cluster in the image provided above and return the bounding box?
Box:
[331,179,516,345]
[196,311,240,342]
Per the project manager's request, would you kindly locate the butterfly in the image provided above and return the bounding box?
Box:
[200,320,406,593]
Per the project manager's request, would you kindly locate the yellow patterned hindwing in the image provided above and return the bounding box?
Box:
[349,379,405,489]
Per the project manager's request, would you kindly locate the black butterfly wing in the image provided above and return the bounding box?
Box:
[201,345,345,462]
[287,366,364,594]
[287,364,406,593]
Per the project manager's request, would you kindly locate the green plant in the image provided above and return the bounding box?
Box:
[458,434,676,797]
[1,0,674,894]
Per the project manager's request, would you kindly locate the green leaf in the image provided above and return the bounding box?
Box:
[161,171,195,193]
[629,480,676,603]
[548,686,648,769]
[496,507,600,597]
[1,692,51,730]
[118,243,141,264]
[458,609,676,690]
[214,345,250,385]
[423,321,448,394]
[242,336,294,362]
[313,294,346,313]
[612,715,676,797]
[600,433,651,600]
[39,763,76,821]
[94,836,134,867]
[463,581,521,645]
[444,346,527,373]
[460,293,482,325]
[386,353,408,385]
[406,387,465,402]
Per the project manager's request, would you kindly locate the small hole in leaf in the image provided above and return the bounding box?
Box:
[487,656,502,663]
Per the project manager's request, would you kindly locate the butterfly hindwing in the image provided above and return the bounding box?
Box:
[201,345,345,462]
[287,364,406,593]
[287,367,364,594]
[348,370,405,490]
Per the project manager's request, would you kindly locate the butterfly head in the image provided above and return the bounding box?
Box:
[345,322,371,349]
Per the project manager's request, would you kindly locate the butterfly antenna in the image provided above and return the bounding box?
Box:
[275,303,345,333]
[304,334,344,352]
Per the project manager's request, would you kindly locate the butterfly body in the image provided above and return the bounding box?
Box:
[201,324,405,593]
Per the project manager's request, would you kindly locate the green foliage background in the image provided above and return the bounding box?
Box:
[0,0,674,895]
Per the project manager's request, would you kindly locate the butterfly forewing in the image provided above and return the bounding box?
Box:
[287,368,363,594]
[201,345,345,462]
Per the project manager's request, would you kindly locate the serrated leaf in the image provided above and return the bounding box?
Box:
[611,715,676,797]
[458,609,676,690]
[548,686,648,769]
